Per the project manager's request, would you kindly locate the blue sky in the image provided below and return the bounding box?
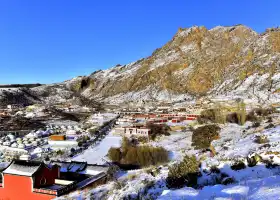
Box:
[0,0,279,84]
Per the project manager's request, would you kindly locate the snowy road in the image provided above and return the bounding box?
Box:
[72,133,122,164]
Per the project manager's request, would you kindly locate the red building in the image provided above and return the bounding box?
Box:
[186,114,199,120]
[171,118,181,123]
[0,160,109,200]
[0,160,61,200]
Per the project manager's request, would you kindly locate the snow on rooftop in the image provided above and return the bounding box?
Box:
[3,161,41,176]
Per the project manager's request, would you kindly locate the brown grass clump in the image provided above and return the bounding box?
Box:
[254,135,269,144]
[265,151,280,155]
[269,31,280,52]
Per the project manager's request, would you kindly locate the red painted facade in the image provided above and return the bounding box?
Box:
[172,119,181,123]
[0,174,55,200]
[0,160,109,200]
[33,165,60,188]
[0,164,60,200]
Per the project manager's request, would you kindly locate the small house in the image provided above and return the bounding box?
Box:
[114,127,151,137]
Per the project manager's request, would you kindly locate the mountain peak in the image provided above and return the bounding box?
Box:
[2,25,279,106]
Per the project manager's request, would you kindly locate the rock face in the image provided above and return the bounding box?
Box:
[1,25,280,105]
[77,25,280,104]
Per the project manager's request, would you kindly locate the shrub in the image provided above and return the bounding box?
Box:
[136,136,148,143]
[236,102,246,125]
[267,117,273,123]
[260,143,271,149]
[265,123,275,129]
[136,146,169,167]
[107,138,169,167]
[221,172,229,179]
[121,137,131,157]
[146,123,171,140]
[108,147,122,162]
[192,124,221,149]
[247,154,261,167]
[209,144,217,156]
[197,109,215,124]
[230,160,246,170]
[150,167,161,177]
[210,165,220,174]
[226,112,239,124]
[88,128,98,136]
[221,177,235,185]
[166,155,199,188]
[246,111,258,122]
[263,159,279,169]
[198,107,225,124]
[127,173,137,181]
[252,121,261,128]
[124,147,139,165]
[78,141,83,147]
[254,107,275,117]
[254,135,269,144]
[144,168,153,174]
[254,108,264,116]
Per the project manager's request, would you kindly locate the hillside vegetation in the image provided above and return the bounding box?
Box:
[1,25,280,105]
[77,25,280,102]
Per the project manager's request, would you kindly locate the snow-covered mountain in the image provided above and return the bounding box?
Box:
[65,25,280,104]
[1,25,280,106]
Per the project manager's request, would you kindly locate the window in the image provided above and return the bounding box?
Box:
[40,177,47,185]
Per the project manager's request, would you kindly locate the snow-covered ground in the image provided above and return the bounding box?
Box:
[57,114,280,200]
[159,175,280,200]
[150,131,194,161]
[72,132,122,164]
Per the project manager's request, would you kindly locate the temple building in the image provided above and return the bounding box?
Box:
[0,160,110,200]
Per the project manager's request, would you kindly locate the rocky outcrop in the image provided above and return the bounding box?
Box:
[2,25,280,105]
[74,25,280,103]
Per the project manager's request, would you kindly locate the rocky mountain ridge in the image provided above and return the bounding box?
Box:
[69,25,280,104]
[1,25,280,106]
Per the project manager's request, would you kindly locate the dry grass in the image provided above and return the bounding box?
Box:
[127,173,137,181]
[170,126,185,131]
[265,151,280,155]
[269,31,280,52]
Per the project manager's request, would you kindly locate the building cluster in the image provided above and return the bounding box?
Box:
[55,103,95,113]
[114,126,151,138]
[0,160,110,199]
[88,113,118,126]
[47,125,86,143]
[0,104,25,119]
[0,132,48,149]
[0,125,91,162]
[113,111,199,138]
[0,131,50,162]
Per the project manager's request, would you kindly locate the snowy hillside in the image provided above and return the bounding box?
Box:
[79,25,280,103]
[1,25,280,105]
[56,111,280,200]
